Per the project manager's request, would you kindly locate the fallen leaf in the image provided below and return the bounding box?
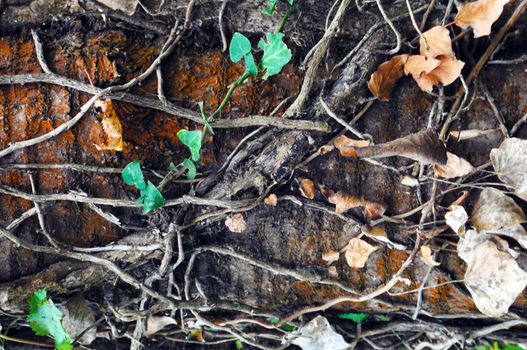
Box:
[401,175,420,187]
[445,205,468,235]
[344,238,377,268]
[334,135,371,157]
[406,55,465,92]
[322,250,340,264]
[299,179,316,199]
[344,130,447,165]
[95,0,138,15]
[449,128,499,140]
[450,190,470,207]
[420,26,455,58]
[321,188,362,214]
[94,99,124,151]
[145,316,177,336]
[433,152,475,178]
[368,54,409,101]
[319,145,335,154]
[328,266,339,278]
[457,229,527,317]
[362,198,386,218]
[404,55,441,80]
[224,214,247,233]
[362,225,407,250]
[264,194,278,206]
[288,316,350,350]
[420,245,440,267]
[471,188,527,248]
[490,138,527,201]
[60,293,96,345]
[454,0,511,38]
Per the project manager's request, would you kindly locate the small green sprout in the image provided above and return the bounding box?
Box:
[122,161,165,214]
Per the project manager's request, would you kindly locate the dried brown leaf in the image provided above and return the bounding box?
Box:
[319,145,335,154]
[264,194,278,206]
[224,213,247,233]
[362,198,386,219]
[404,55,441,80]
[454,0,511,38]
[420,245,440,267]
[327,192,362,214]
[406,55,464,92]
[433,152,475,178]
[490,138,527,201]
[450,190,470,207]
[334,135,371,157]
[351,130,447,164]
[322,250,340,264]
[344,238,377,268]
[420,26,455,58]
[299,179,316,199]
[368,54,409,101]
[95,99,124,151]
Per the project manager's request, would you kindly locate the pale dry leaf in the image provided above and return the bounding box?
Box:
[224,213,247,233]
[458,229,527,317]
[420,26,455,58]
[288,316,350,350]
[319,145,335,154]
[406,55,465,92]
[328,266,339,278]
[363,225,407,250]
[449,128,499,140]
[61,293,96,345]
[404,55,441,80]
[454,0,511,38]
[299,179,316,199]
[433,152,475,178]
[95,99,124,151]
[490,137,527,201]
[345,238,377,268]
[401,175,420,187]
[334,135,371,157]
[450,190,470,207]
[350,130,447,164]
[326,191,362,214]
[322,250,340,264]
[95,0,138,15]
[472,188,527,248]
[362,198,386,219]
[264,194,278,206]
[420,245,440,267]
[445,205,468,235]
[368,54,409,102]
[145,316,177,336]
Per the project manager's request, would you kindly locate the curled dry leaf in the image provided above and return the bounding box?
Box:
[420,245,440,267]
[264,194,278,206]
[94,99,124,151]
[458,230,527,317]
[405,55,465,93]
[433,152,475,179]
[490,137,527,201]
[334,135,371,157]
[450,190,470,207]
[454,0,511,38]
[224,213,247,233]
[342,130,447,165]
[367,54,409,102]
[289,316,350,350]
[420,26,455,58]
[321,186,385,218]
[401,175,420,187]
[322,250,340,264]
[445,205,468,235]
[345,238,377,268]
[319,145,335,154]
[404,55,441,80]
[145,316,177,336]
[472,188,527,248]
[299,179,316,199]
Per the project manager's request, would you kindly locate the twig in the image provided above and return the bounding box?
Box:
[30,29,52,74]
[156,66,167,105]
[5,207,37,231]
[319,95,369,139]
[406,0,428,51]
[219,0,229,52]
[211,116,330,131]
[374,0,402,55]
[479,81,509,137]
[28,174,59,248]
[468,320,527,342]
[488,54,527,65]
[511,112,527,136]
[419,0,436,31]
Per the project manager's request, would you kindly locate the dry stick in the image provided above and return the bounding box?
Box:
[5,207,37,231]
[285,0,352,117]
[28,174,59,248]
[510,112,527,136]
[218,0,229,52]
[419,0,436,31]
[374,0,402,55]
[156,66,167,105]
[468,320,527,342]
[439,0,527,140]
[479,81,509,137]
[405,0,428,50]
[319,95,369,139]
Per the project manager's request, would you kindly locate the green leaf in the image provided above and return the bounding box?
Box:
[287,0,293,4]
[258,32,292,79]
[198,102,214,135]
[235,339,244,349]
[168,162,178,172]
[139,181,165,214]
[374,315,390,322]
[122,161,146,190]
[338,313,369,323]
[229,33,252,63]
[263,0,278,15]
[183,158,197,180]
[244,52,258,76]
[503,344,523,350]
[267,317,294,332]
[28,290,73,350]
[177,129,202,162]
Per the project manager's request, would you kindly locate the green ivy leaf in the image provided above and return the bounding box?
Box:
[177,129,202,162]
[122,161,146,190]
[244,52,258,76]
[183,158,197,180]
[28,290,73,350]
[235,339,244,350]
[139,181,165,214]
[168,162,178,172]
[229,33,252,63]
[258,32,292,79]
[338,313,369,323]
[262,0,278,15]
[503,344,523,350]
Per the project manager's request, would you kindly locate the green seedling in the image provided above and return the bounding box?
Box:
[122,161,165,214]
